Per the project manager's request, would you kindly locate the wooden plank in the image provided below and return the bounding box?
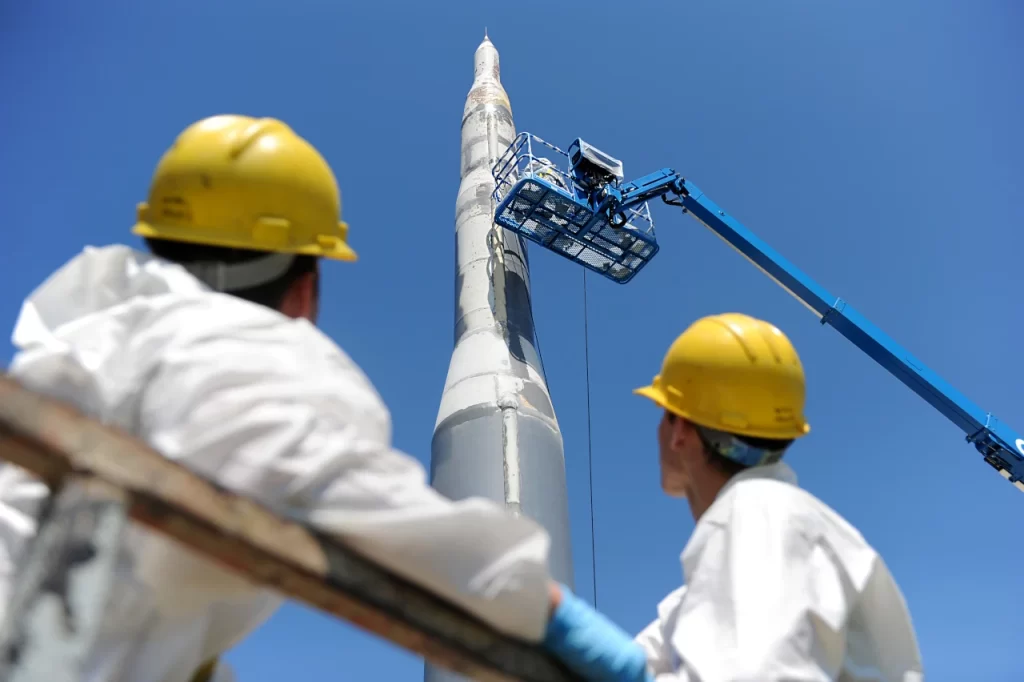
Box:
[0,376,576,682]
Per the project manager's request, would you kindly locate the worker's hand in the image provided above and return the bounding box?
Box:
[543,583,653,682]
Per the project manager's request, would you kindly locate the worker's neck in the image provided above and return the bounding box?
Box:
[688,467,732,522]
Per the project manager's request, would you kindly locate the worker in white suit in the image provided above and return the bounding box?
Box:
[0,114,648,682]
[631,313,924,682]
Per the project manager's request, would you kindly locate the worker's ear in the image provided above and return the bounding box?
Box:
[668,416,694,454]
[279,267,320,324]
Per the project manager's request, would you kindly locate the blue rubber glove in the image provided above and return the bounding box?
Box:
[543,584,653,682]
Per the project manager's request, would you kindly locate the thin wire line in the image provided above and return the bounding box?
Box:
[582,268,598,607]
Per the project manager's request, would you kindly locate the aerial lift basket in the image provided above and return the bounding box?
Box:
[492,133,660,284]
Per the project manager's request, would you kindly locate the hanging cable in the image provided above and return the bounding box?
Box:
[582,268,598,608]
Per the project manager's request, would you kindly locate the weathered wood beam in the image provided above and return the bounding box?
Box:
[0,375,577,682]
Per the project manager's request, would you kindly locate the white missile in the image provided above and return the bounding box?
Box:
[426,33,575,682]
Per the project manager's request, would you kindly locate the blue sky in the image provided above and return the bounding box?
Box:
[2,1,1022,680]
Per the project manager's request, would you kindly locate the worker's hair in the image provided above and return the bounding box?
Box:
[666,412,794,477]
[144,238,318,311]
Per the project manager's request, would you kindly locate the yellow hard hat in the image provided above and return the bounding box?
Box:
[634,313,810,440]
[133,114,356,261]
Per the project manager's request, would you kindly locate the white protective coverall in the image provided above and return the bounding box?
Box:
[0,245,553,682]
[634,462,924,682]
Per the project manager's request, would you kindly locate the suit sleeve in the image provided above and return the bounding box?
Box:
[135,321,554,642]
[634,586,688,677]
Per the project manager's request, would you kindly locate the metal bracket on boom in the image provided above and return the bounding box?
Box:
[491,132,1024,495]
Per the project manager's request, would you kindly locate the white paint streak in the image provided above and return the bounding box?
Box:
[499,394,522,515]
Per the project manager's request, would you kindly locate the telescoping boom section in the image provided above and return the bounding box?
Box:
[491,132,1024,494]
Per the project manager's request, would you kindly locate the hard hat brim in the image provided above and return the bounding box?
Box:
[319,239,359,262]
[132,221,358,262]
[633,384,666,408]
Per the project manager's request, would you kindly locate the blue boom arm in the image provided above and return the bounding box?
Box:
[672,178,1024,490]
[491,133,1024,493]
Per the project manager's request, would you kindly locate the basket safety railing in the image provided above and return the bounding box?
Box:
[490,132,659,284]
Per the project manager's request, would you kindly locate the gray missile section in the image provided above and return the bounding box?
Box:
[426,34,574,682]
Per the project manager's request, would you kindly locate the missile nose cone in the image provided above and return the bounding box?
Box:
[473,32,501,85]
[466,31,510,117]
